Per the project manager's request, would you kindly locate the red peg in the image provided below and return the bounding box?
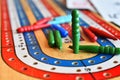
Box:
[89,26,117,40]
[33,17,53,25]
[17,24,50,33]
[82,27,97,42]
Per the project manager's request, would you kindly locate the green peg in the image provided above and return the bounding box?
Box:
[115,48,120,54]
[48,30,55,47]
[71,9,80,54]
[69,45,120,54]
[54,30,62,50]
[79,45,99,53]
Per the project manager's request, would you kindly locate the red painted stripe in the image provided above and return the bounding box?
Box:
[41,0,60,17]
[1,0,14,47]
[1,0,11,31]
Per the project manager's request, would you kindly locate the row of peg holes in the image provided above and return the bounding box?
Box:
[27,33,37,45]
[18,34,24,45]
[5,32,11,46]
[18,33,36,45]
[41,71,85,80]
[88,56,106,65]
[43,74,84,80]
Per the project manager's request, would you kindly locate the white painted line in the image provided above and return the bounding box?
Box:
[7,0,26,47]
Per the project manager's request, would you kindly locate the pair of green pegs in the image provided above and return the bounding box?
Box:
[48,30,62,50]
[69,45,120,55]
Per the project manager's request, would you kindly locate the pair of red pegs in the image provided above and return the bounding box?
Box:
[82,26,117,42]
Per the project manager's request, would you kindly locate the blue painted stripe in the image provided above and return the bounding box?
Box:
[14,0,38,46]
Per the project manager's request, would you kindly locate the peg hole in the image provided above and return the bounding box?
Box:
[76,69,81,72]
[33,62,38,65]
[28,35,32,38]
[105,45,111,47]
[8,58,14,61]
[21,42,24,44]
[32,46,37,49]
[51,67,56,70]
[103,72,111,77]
[88,60,95,64]
[43,74,50,78]
[101,40,106,43]
[30,41,36,44]
[5,38,9,41]
[41,57,47,61]
[19,39,23,41]
[21,48,25,50]
[6,43,11,46]
[76,76,83,80]
[54,61,60,64]
[97,66,102,70]
[100,56,106,59]
[64,38,70,43]
[23,55,27,58]
[72,62,79,66]
[113,61,118,64]
[7,48,12,52]
[22,67,28,71]
[19,37,22,39]
[34,52,39,55]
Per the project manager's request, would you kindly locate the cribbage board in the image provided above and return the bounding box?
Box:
[0,0,120,80]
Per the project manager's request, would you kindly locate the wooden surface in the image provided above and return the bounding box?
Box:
[0,0,120,80]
